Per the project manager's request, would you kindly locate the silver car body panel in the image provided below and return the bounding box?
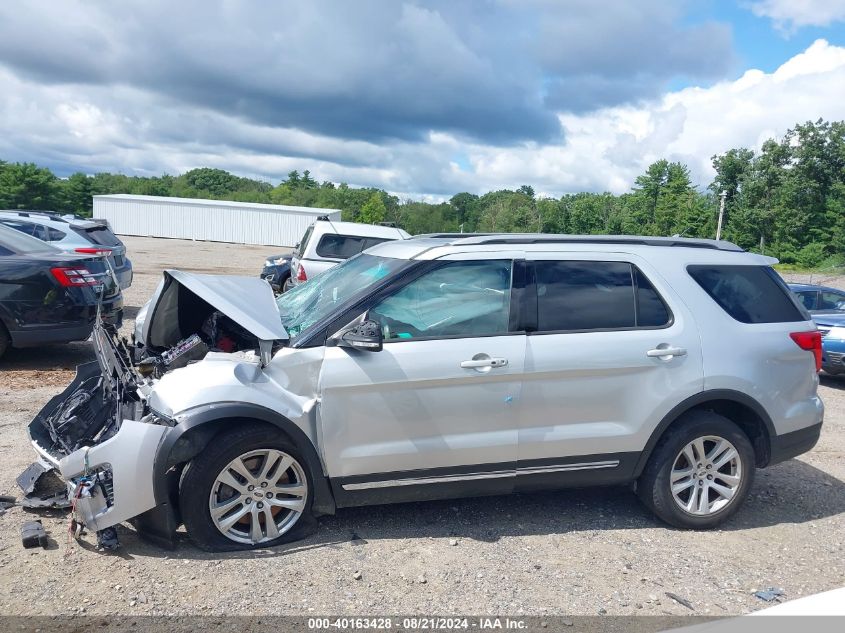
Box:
[58,420,167,531]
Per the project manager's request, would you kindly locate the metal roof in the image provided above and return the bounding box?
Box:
[93,194,341,216]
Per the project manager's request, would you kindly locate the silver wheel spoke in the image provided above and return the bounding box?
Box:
[709,481,735,501]
[269,496,306,512]
[263,507,280,539]
[217,470,249,494]
[697,484,710,513]
[217,505,250,532]
[713,448,738,470]
[692,438,707,463]
[273,482,307,497]
[682,445,696,467]
[229,458,257,485]
[210,494,243,519]
[672,479,694,494]
[685,484,699,512]
[714,473,740,486]
[257,450,283,482]
[250,507,263,542]
[671,467,694,483]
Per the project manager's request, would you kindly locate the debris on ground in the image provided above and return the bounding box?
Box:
[754,588,785,602]
[21,520,48,549]
[96,526,120,551]
[665,592,695,610]
[16,460,70,509]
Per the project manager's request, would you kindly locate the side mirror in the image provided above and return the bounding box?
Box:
[339,319,383,352]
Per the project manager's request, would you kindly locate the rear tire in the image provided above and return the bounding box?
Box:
[179,424,315,551]
[0,322,10,360]
[637,411,755,529]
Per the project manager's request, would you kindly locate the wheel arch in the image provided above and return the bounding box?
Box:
[153,403,336,518]
[634,390,775,478]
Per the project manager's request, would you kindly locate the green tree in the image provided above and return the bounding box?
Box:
[0,162,60,209]
[358,192,387,224]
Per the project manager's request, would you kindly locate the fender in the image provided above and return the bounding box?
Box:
[136,402,336,549]
[633,389,776,477]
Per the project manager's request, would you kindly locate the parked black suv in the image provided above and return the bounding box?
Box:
[0,224,123,359]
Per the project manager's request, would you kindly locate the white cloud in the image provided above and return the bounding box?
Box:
[0,40,844,200]
[749,0,845,31]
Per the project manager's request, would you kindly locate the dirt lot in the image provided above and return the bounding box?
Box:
[0,236,843,617]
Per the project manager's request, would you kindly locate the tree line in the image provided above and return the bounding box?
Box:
[1,118,842,268]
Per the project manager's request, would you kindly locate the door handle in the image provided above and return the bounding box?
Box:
[461,357,508,369]
[646,346,687,359]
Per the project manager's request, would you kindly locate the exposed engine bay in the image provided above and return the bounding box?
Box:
[20,269,289,548]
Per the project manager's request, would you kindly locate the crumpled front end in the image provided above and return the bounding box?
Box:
[23,326,170,542]
[22,269,290,548]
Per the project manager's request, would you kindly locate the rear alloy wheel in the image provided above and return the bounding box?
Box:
[281,275,293,293]
[638,411,755,529]
[669,436,742,516]
[180,425,314,551]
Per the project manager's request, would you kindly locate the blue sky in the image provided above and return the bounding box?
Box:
[0,0,844,198]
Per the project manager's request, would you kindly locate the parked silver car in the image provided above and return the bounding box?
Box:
[0,210,133,289]
[25,235,824,551]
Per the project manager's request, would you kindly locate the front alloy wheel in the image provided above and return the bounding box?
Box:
[180,424,314,551]
[209,449,308,545]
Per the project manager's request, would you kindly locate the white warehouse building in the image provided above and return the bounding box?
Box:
[93,194,342,247]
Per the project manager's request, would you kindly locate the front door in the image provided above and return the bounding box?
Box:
[318,255,525,504]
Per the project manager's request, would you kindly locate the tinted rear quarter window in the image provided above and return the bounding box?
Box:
[688,265,806,323]
[72,225,121,247]
[534,261,671,332]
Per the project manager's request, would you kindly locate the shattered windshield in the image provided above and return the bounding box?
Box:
[276,253,407,339]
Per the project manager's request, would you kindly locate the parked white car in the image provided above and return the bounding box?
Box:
[287,217,409,290]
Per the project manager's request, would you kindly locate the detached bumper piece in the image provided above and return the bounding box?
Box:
[16,460,70,509]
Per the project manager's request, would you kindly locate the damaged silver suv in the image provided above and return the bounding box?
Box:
[24,235,824,551]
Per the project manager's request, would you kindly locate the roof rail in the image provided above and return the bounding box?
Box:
[0,209,72,223]
[415,233,743,252]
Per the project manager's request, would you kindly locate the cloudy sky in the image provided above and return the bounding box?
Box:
[0,0,844,199]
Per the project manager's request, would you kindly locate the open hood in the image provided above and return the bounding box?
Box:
[144,270,288,351]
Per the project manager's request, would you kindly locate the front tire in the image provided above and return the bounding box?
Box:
[637,411,755,529]
[180,424,314,551]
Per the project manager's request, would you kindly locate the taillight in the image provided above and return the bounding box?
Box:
[296,264,307,282]
[50,267,100,287]
[75,247,112,256]
[790,331,823,372]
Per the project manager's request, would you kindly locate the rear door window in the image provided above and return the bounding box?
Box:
[688,265,807,323]
[1,219,38,236]
[316,234,391,259]
[533,261,671,332]
[819,291,845,311]
[795,291,818,311]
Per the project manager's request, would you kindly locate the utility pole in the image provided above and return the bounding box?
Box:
[716,190,727,241]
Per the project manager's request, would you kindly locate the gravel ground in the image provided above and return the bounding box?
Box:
[0,236,843,617]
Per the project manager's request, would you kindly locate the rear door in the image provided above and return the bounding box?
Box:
[516,252,704,489]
